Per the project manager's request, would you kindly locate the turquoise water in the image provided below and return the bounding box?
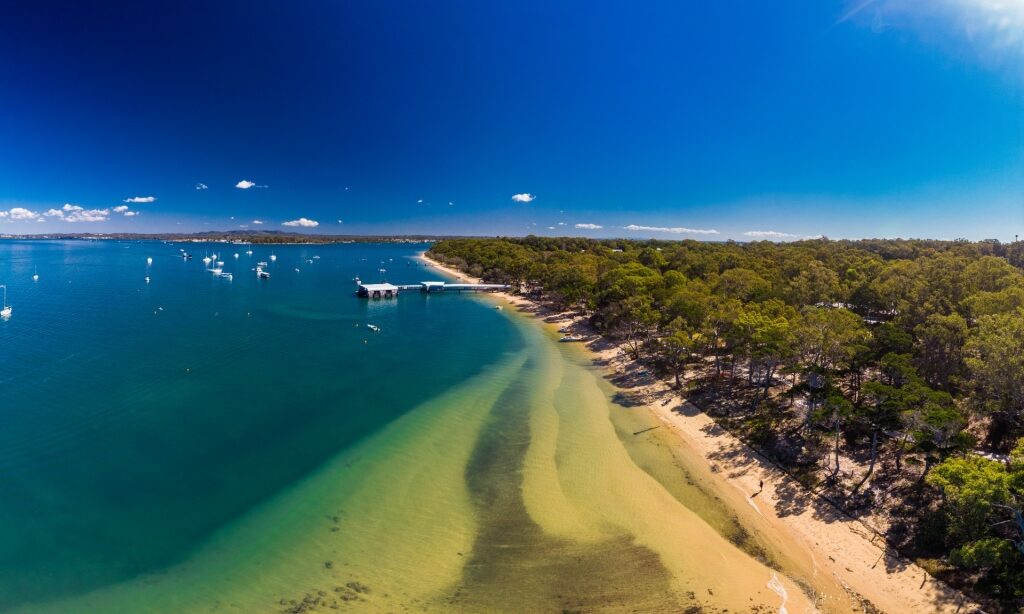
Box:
[0,240,848,613]
[0,240,520,610]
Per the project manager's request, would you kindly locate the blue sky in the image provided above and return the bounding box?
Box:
[1,0,1023,240]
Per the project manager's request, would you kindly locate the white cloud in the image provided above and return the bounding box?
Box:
[557,222,566,226]
[123,211,139,217]
[235,180,266,189]
[252,219,264,225]
[123,196,155,203]
[846,0,1024,63]
[417,199,424,203]
[448,201,453,206]
[624,224,719,235]
[744,230,798,239]
[49,204,109,223]
[511,193,536,203]
[195,182,208,190]
[575,223,603,230]
[337,219,344,224]
[547,226,556,230]
[282,217,319,228]
[113,205,130,213]
[10,207,41,221]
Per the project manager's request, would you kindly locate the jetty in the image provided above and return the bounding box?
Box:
[357,281,509,298]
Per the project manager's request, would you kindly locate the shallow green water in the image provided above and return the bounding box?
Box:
[0,240,832,613]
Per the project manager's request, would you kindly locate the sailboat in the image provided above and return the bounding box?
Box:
[1,285,11,319]
[32,267,39,282]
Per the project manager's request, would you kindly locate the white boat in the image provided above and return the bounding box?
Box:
[211,267,223,275]
[233,253,240,259]
[367,324,380,332]
[306,259,313,264]
[147,257,153,265]
[559,335,585,343]
[270,254,277,262]
[246,249,253,256]
[294,268,300,273]
[256,267,270,279]
[32,267,39,282]
[0,285,11,318]
[145,276,151,284]
[216,261,225,267]
[257,261,268,267]
[220,272,233,280]
[312,256,320,260]
[202,256,212,265]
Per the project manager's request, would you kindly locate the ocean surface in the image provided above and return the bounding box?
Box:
[0,240,843,613]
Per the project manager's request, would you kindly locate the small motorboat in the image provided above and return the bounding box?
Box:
[145,276,151,284]
[220,272,233,281]
[269,254,277,262]
[559,335,585,343]
[233,253,240,259]
[256,268,270,279]
[367,324,380,332]
[147,257,153,265]
[257,261,268,267]
[245,249,253,256]
[1,285,12,319]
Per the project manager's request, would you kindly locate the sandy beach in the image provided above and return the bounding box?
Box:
[420,252,980,614]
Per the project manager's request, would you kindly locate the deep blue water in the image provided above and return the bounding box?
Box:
[0,240,521,609]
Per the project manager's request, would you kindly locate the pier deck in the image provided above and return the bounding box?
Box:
[358,281,509,297]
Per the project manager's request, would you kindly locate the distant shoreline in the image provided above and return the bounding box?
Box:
[0,232,446,245]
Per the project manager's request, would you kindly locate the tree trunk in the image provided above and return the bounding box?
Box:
[763,364,776,399]
[831,423,842,483]
[895,432,910,473]
[853,429,879,493]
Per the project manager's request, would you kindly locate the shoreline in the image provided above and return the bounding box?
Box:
[420,252,979,614]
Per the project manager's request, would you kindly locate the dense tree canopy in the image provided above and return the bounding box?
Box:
[429,236,1024,606]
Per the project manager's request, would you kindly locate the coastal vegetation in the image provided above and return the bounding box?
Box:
[428,236,1024,610]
